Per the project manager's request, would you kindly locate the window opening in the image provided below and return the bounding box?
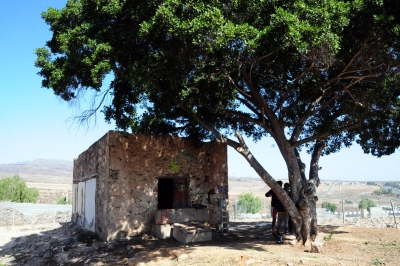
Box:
[158,178,188,209]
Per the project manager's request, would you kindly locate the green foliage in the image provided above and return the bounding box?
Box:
[344,200,353,204]
[169,159,180,173]
[367,182,377,186]
[236,193,262,214]
[0,176,39,203]
[384,182,400,189]
[35,0,400,227]
[373,188,394,196]
[358,198,376,211]
[323,233,333,241]
[321,201,337,213]
[35,0,400,159]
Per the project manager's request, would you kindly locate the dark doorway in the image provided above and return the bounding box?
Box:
[158,178,173,209]
[158,178,188,209]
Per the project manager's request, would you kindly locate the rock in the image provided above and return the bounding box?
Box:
[287,263,294,266]
[106,243,117,251]
[246,258,256,265]
[113,246,128,255]
[300,259,306,264]
[178,253,189,260]
[83,246,94,253]
[283,239,297,246]
[282,234,296,240]
[92,242,100,250]
[311,241,323,253]
[42,250,52,259]
[141,234,151,240]
[128,258,147,266]
[89,262,105,266]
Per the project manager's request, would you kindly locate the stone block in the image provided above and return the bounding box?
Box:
[152,223,172,239]
[172,222,212,244]
[155,208,209,224]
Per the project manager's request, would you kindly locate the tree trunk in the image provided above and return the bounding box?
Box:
[229,132,322,244]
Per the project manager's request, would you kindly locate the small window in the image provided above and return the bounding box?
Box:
[158,178,188,209]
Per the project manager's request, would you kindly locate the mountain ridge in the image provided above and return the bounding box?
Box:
[0,159,72,179]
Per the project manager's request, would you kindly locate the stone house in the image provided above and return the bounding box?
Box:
[72,131,228,241]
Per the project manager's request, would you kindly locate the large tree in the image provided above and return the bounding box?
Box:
[35,0,400,243]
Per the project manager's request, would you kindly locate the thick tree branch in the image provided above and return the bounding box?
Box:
[221,67,253,100]
[292,78,366,128]
[292,122,362,147]
[241,70,283,134]
[225,110,263,125]
[309,139,326,187]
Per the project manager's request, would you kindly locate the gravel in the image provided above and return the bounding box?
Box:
[0,206,71,226]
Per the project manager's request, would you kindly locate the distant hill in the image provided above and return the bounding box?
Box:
[0,159,72,180]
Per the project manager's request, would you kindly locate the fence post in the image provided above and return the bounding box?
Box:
[390,201,398,228]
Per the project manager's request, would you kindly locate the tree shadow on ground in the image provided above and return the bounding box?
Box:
[318,225,350,235]
[0,220,289,266]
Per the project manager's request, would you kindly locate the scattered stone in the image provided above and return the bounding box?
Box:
[92,242,101,250]
[128,258,146,266]
[300,259,306,264]
[83,246,94,253]
[282,234,296,240]
[287,263,294,266]
[89,262,105,266]
[178,253,189,260]
[246,258,256,265]
[42,250,52,259]
[106,243,117,251]
[311,241,323,253]
[113,246,128,255]
[141,234,151,240]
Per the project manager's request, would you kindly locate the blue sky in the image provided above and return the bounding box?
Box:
[0,1,399,181]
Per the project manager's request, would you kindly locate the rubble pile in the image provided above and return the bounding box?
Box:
[0,206,71,226]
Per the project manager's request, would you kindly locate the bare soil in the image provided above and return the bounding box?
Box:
[0,218,399,266]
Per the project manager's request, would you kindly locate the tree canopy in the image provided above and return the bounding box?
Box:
[35,0,400,242]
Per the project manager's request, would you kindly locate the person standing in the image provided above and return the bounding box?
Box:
[283,182,292,234]
[274,190,288,235]
[265,180,283,233]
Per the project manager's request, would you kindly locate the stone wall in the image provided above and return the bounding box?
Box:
[106,132,228,240]
[73,133,109,239]
[73,131,228,241]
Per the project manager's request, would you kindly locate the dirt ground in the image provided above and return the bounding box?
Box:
[1,217,399,266]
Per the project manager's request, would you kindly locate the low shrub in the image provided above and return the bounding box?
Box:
[0,175,39,203]
[322,201,337,213]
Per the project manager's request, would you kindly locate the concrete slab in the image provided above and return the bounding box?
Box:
[172,222,212,244]
[152,223,173,239]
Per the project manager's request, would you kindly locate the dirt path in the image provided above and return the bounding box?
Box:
[0,218,399,266]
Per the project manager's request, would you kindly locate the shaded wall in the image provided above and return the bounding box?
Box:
[73,133,109,238]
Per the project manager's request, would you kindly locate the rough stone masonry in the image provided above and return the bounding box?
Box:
[72,131,228,241]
